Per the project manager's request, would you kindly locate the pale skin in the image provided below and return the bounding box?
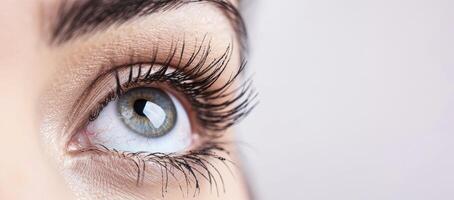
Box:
[0,0,250,199]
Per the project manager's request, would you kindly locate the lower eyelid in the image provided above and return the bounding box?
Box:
[67,141,234,197]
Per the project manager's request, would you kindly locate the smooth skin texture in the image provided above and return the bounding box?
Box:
[0,0,249,199]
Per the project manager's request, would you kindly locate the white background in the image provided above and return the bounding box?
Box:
[238,0,454,199]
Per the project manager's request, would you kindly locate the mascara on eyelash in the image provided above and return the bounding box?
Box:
[88,39,258,135]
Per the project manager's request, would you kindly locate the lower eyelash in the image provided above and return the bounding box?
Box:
[76,142,235,197]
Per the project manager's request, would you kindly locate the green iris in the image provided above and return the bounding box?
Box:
[117,87,177,138]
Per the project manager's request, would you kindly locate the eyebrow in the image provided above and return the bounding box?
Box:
[50,0,247,46]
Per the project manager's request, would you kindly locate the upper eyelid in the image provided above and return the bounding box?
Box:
[88,36,218,93]
[64,37,229,132]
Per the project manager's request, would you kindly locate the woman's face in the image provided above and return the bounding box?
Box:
[0,0,254,199]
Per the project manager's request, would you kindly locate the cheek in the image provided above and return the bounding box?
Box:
[85,96,192,153]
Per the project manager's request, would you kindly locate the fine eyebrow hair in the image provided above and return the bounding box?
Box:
[50,0,247,46]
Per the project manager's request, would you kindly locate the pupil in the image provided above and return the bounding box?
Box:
[133,99,148,116]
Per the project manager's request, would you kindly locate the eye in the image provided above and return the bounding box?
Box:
[84,86,193,153]
[68,42,256,157]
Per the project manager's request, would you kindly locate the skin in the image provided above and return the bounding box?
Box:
[0,0,249,199]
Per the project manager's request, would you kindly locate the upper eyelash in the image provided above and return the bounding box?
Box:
[89,38,258,135]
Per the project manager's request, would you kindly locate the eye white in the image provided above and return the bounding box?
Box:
[86,93,192,153]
